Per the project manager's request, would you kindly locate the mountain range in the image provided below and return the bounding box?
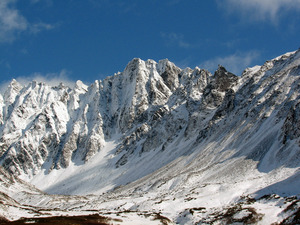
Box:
[0,50,300,224]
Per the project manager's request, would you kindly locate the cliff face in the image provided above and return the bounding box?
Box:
[0,58,209,177]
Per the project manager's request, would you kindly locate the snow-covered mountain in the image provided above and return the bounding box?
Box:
[0,50,300,224]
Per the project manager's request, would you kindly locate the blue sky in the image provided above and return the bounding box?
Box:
[0,0,300,90]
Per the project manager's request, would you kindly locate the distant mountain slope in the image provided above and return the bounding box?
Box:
[0,50,300,224]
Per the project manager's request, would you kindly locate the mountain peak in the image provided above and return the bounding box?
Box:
[212,65,238,92]
[125,58,143,69]
[3,79,23,104]
[75,80,88,91]
[8,79,22,90]
[214,64,234,76]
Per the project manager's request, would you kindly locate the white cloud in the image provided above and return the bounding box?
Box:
[0,70,76,94]
[0,0,54,43]
[30,22,55,34]
[199,51,260,75]
[161,32,191,48]
[0,0,27,43]
[218,0,300,23]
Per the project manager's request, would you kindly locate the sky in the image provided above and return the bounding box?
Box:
[0,0,300,92]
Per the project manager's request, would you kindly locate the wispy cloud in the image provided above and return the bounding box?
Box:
[0,0,55,43]
[199,51,260,75]
[30,22,55,34]
[218,0,300,23]
[0,69,75,94]
[0,0,27,43]
[174,57,193,70]
[161,32,191,48]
